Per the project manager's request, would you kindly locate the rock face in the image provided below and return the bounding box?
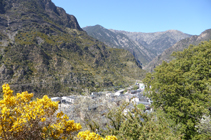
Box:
[83,25,191,66]
[0,0,145,97]
[83,25,156,66]
[0,0,82,31]
[113,30,192,55]
[144,29,211,72]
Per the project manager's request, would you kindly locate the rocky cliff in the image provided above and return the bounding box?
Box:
[0,0,145,97]
[83,25,191,66]
[144,29,211,72]
[83,25,156,66]
[114,30,192,55]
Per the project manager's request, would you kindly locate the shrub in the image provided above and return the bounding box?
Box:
[0,84,82,140]
[137,103,145,110]
[0,84,116,140]
[87,102,181,139]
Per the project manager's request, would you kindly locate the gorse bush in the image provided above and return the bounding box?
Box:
[77,130,117,140]
[0,84,117,140]
[0,84,81,140]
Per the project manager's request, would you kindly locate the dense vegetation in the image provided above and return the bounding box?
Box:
[86,102,181,139]
[144,40,211,139]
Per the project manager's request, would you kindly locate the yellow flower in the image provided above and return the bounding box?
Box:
[56,111,64,118]
[41,117,46,122]
[42,127,48,133]
[77,130,117,140]
[0,84,114,140]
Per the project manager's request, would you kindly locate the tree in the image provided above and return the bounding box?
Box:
[143,40,211,139]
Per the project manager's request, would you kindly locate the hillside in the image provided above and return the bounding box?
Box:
[0,0,145,97]
[144,29,211,72]
[83,25,155,66]
[114,29,192,55]
[84,25,191,66]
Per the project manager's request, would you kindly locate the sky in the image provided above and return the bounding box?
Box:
[51,0,211,35]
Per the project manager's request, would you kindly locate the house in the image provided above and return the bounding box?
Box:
[139,83,145,90]
[91,92,105,97]
[61,96,75,104]
[51,97,61,103]
[106,93,111,98]
[114,89,125,96]
[131,97,139,104]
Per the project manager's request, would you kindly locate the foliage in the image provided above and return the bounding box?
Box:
[137,103,145,110]
[132,85,139,90]
[87,102,181,140]
[0,84,116,140]
[143,40,211,139]
[0,84,81,139]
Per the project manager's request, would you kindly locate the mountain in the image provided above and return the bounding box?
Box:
[0,0,145,97]
[83,25,156,66]
[113,30,192,55]
[83,25,191,66]
[144,29,211,72]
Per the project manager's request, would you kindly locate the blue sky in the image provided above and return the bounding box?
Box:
[51,0,211,35]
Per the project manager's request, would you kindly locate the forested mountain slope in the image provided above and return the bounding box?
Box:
[0,0,145,97]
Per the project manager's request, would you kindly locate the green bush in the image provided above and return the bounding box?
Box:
[137,103,145,110]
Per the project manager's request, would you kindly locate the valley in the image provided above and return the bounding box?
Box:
[0,0,210,139]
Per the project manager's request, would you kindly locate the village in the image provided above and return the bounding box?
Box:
[50,82,153,128]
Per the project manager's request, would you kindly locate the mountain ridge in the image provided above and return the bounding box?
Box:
[112,29,192,55]
[83,25,156,65]
[0,0,145,97]
[83,25,191,66]
[143,29,211,72]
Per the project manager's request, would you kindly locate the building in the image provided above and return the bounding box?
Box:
[139,83,145,90]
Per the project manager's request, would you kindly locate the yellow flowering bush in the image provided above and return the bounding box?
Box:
[0,84,117,140]
[77,130,117,140]
[0,84,81,140]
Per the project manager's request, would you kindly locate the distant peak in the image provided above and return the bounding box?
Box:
[166,29,179,32]
[94,24,105,28]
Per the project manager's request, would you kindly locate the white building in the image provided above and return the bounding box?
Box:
[139,83,145,90]
[61,96,75,104]
[131,97,139,104]
[114,89,125,96]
